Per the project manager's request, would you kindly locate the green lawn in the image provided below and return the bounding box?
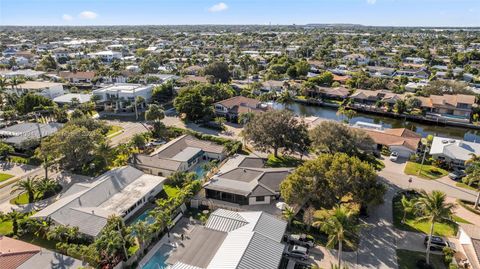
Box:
[7,155,41,166]
[393,193,458,237]
[397,249,446,269]
[0,173,13,182]
[456,182,478,191]
[164,184,180,198]
[10,186,62,205]
[0,220,13,235]
[265,154,304,168]
[106,125,124,137]
[404,161,449,180]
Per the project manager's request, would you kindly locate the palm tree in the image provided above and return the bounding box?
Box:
[282,206,296,227]
[400,195,416,223]
[131,220,152,250]
[2,210,24,235]
[97,142,113,167]
[415,190,455,265]
[47,225,79,243]
[313,206,361,268]
[36,177,59,198]
[11,176,38,203]
[465,153,480,166]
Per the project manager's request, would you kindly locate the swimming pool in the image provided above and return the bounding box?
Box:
[129,208,155,226]
[193,165,206,178]
[141,244,173,269]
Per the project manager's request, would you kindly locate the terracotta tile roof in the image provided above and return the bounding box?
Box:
[363,128,421,151]
[215,96,261,110]
[58,71,95,80]
[0,236,40,269]
[419,94,476,108]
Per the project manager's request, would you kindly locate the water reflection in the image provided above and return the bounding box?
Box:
[272,102,480,142]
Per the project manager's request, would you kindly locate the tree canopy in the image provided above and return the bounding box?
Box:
[243,110,310,157]
[203,61,231,83]
[309,121,375,157]
[280,153,385,208]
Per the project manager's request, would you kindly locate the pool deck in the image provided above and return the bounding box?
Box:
[137,217,199,269]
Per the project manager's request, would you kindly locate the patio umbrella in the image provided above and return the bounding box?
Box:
[276,202,287,210]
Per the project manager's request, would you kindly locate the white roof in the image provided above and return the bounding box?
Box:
[171,146,202,162]
[93,83,151,94]
[33,166,166,237]
[53,93,92,104]
[430,136,480,162]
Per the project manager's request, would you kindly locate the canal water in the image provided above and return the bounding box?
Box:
[272,102,480,142]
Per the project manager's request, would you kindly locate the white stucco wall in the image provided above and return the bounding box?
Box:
[248,196,271,205]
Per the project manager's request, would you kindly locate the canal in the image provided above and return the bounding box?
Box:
[272,102,480,142]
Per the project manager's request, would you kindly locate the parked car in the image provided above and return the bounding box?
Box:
[424,236,449,251]
[284,234,315,248]
[389,151,399,161]
[150,140,166,146]
[448,170,466,181]
[284,245,309,260]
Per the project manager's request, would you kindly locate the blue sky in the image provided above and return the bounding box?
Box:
[0,0,479,27]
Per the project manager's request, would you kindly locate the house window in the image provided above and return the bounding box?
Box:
[255,196,265,202]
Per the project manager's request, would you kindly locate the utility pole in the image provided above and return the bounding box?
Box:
[418,145,429,176]
[33,112,48,180]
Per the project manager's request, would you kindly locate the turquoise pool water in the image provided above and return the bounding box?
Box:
[129,208,155,226]
[193,165,206,178]
[141,244,173,269]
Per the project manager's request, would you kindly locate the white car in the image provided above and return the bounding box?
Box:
[389,151,399,161]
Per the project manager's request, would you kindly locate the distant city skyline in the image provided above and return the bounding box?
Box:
[0,0,479,27]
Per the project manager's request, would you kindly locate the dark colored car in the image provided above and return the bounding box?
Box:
[424,236,449,251]
[448,170,466,181]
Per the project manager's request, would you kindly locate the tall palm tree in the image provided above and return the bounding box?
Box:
[400,195,416,223]
[2,210,24,235]
[131,220,152,250]
[415,190,455,265]
[97,142,113,167]
[282,206,296,228]
[313,206,361,268]
[11,176,38,203]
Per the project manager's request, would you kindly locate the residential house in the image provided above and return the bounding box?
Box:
[167,208,287,269]
[307,86,350,101]
[203,155,292,206]
[457,223,480,269]
[33,166,166,238]
[343,53,369,65]
[12,81,65,99]
[395,69,430,79]
[349,89,405,107]
[131,134,226,177]
[88,50,122,62]
[0,236,84,269]
[429,136,480,168]
[58,71,96,85]
[0,69,45,79]
[365,66,396,78]
[360,127,421,158]
[53,93,93,106]
[0,122,63,149]
[418,94,476,122]
[261,80,288,93]
[214,96,269,122]
[92,83,153,112]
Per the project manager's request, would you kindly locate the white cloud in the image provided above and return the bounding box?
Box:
[78,11,98,19]
[62,14,73,21]
[208,2,228,12]
[366,0,377,4]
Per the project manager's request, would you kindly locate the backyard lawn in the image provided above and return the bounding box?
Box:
[265,154,304,168]
[163,184,180,198]
[397,249,446,269]
[0,173,13,182]
[393,192,459,237]
[10,185,62,205]
[106,125,124,137]
[0,220,13,235]
[404,161,449,180]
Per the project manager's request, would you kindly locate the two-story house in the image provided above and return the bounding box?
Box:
[92,83,153,112]
[214,96,269,123]
[419,94,476,122]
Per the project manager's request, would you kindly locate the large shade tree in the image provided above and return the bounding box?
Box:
[309,121,374,157]
[243,110,310,157]
[280,153,385,208]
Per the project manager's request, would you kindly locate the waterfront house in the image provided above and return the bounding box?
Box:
[307,86,350,101]
[131,134,226,177]
[418,94,475,122]
[213,96,269,122]
[429,136,480,168]
[349,89,405,107]
[0,236,84,269]
[167,208,287,269]
[92,83,153,112]
[361,127,421,158]
[33,166,166,238]
[203,155,292,206]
